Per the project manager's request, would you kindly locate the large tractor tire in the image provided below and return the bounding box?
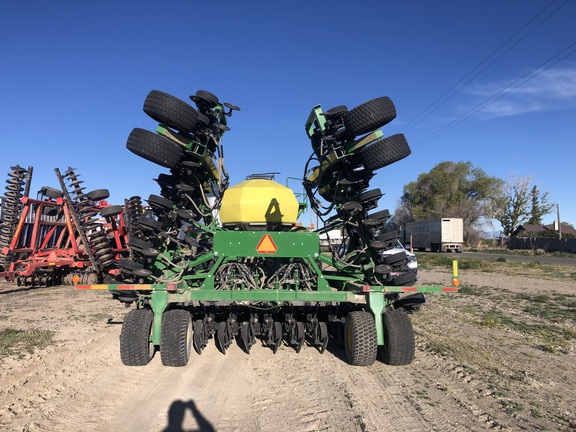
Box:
[343,96,396,138]
[160,309,193,367]
[379,308,415,366]
[344,311,378,366]
[120,308,155,366]
[126,128,183,169]
[359,134,411,171]
[143,90,201,134]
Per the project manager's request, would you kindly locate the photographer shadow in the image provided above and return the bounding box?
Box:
[162,399,215,432]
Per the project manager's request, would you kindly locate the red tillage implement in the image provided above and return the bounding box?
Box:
[0,166,129,286]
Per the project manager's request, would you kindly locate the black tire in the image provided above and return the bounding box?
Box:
[343,96,396,137]
[359,188,382,203]
[381,251,407,265]
[40,186,63,199]
[120,309,155,366]
[193,90,219,109]
[160,309,193,367]
[321,104,348,119]
[126,128,183,169]
[118,258,144,272]
[379,308,415,366]
[344,311,377,366]
[128,236,154,253]
[143,90,201,134]
[375,230,399,243]
[367,209,390,220]
[86,189,110,201]
[147,194,173,210]
[99,205,123,218]
[155,173,178,187]
[363,209,391,227]
[389,272,417,286]
[138,215,163,231]
[359,134,411,171]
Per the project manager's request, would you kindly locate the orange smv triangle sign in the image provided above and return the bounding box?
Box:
[256,234,277,254]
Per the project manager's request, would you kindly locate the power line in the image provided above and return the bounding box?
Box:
[412,39,576,149]
[401,0,570,134]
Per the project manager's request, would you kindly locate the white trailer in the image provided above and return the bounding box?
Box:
[405,218,464,252]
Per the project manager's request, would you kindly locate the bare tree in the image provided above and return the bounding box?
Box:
[495,175,554,237]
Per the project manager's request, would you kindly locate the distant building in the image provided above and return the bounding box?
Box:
[512,223,576,237]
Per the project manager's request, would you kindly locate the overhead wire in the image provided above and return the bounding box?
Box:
[412,39,576,149]
[400,0,570,135]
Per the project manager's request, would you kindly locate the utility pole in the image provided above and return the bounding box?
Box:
[557,204,562,240]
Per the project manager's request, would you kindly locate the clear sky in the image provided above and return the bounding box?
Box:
[1,1,575,232]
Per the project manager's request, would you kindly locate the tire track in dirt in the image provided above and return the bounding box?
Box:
[1,325,123,431]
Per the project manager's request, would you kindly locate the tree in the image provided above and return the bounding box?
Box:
[527,185,554,225]
[394,161,503,242]
[494,175,555,237]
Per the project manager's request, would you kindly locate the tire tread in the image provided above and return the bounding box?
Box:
[379,309,415,366]
[120,309,154,366]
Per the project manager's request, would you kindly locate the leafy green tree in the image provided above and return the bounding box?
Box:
[394,161,503,242]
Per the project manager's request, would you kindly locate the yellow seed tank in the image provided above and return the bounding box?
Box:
[219,179,299,229]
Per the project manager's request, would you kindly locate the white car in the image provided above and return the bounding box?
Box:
[381,239,418,280]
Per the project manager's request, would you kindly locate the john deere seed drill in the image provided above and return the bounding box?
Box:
[76,89,459,367]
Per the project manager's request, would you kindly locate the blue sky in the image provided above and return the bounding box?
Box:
[2,1,575,232]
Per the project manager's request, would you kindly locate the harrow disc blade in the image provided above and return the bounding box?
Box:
[295,321,306,353]
[240,321,257,354]
[193,319,206,354]
[272,321,283,354]
[216,321,230,355]
[316,322,329,354]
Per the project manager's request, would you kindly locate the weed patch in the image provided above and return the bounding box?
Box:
[417,253,576,280]
[0,327,55,359]
[477,308,575,353]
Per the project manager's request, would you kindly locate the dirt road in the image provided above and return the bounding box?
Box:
[1,268,575,431]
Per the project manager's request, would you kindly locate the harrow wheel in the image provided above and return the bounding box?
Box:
[389,272,417,286]
[192,90,219,109]
[40,186,64,199]
[138,215,164,231]
[120,309,155,366]
[99,205,123,218]
[160,309,193,367]
[147,194,173,211]
[379,308,415,366]
[126,128,183,169]
[381,251,407,265]
[344,311,377,366]
[86,189,110,201]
